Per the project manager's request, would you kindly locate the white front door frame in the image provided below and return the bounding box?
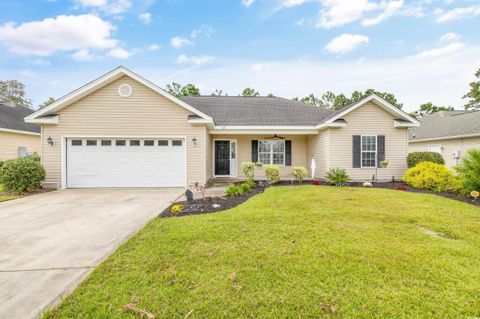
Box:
[213,138,237,178]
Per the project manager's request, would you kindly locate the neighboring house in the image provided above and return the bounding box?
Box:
[25,67,419,189]
[0,101,40,161]
[409,110,480,168]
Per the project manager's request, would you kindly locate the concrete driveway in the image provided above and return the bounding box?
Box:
[0,188,182,318]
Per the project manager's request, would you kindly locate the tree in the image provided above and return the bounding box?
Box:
[0,80,33,108]
[211,89,223,96]
[267,93,275,97]
[39,97,55,108]
[241,87,260,97]
[165,82,201,97]
[293,93,322,106]
[410,102,453,118]
[463,68,480,110]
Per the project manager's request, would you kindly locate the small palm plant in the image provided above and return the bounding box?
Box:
[455,149,480,195]
[326,168,350,186]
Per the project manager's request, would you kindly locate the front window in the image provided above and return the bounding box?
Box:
[258,140,285,165]
[361,135,377,167]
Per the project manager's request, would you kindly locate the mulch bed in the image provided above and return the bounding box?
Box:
[160,180,479,218]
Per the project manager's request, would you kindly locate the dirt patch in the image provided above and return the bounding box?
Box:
[160,186,265,218]
[419,227,454,239]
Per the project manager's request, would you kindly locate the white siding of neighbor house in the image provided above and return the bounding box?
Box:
[0,131,40,161]
[209,135,308,181]
[409,136,480,169]
[309,102,409,181]
[41,76,207,188]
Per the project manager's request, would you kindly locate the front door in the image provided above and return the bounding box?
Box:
[215,140,230,176]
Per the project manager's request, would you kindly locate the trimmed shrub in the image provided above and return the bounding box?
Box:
[312,179,320,186]
[264,165,280,184]
[0,158,45,194]
[326,168,350,185]
[292,166,308,183]
[407,152,445,168]
[402,162,460,192]
[241,162,263,180]
[363,181,373,187]
[454,149,480,195]
[29,152,41,162]
[240,181,252,193]
[225,183,244,196]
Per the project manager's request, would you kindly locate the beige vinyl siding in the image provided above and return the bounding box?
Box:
[321,102,408,181]
[409,136,480,169]
[0,131,40,160]
[307,130,329,178]
[209,135,307,180]
[206,133,213,180]
[42,76,206,188]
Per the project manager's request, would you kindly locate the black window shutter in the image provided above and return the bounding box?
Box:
[285,140,292,166]
[251,140,258,162]
[352,135,361,168]
[377,135,385,168]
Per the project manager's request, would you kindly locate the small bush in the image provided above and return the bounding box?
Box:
[326,168,350,185]
[241,162,263,180]
[225,183,244,196]
[407,152,445,168]
[264,165,280,184]
[0,161,3,170]
[240,181,252,193]
[396,185,408,191]
[454,149,480,195]
[363,181,373,187]
[312,179,320,186]
[292,166,308,183]
[403,162,460,192]
[0,158,45,194]
[29,152,41,162]
[244,179,255,189]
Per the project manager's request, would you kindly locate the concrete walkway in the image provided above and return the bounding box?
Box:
[0,188,182,318]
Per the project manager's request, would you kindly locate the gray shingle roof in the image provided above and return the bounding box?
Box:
[0,103,40,134]
[181,96,334,126]
[409,110,480,141]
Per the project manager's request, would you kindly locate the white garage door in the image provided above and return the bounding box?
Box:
[66,138,185,188]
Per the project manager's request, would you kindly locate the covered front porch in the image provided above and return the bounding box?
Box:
[207,134,314,182]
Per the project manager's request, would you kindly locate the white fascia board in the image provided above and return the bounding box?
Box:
[394,120,420,128]
[209,126,319,135]
[25,115,59,125]
[314,122,347,130]
[0,128,41,136]
[188,118,214,124]
[409,132,480,143]
[325,95,420,126]
[25,67,213,121]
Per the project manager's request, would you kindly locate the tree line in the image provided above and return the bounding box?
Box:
[1,68,479,117]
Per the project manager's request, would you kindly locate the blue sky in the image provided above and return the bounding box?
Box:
[0,0,479,111]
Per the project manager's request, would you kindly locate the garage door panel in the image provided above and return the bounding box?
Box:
[66,138,185,188]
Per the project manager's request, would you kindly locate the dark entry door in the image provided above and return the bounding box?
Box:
[215,140,230,175]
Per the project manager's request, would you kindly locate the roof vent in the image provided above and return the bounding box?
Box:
[118,84,132,97]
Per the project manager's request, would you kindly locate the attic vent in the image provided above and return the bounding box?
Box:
[118,84,132,97]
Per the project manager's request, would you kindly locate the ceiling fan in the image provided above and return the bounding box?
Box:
[265,134,285,140]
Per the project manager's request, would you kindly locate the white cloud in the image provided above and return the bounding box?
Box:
[28,58,51,66]
[20,69,35,77]
[436,5,480,22]
[439,32,460,43]
[0,15,117,56]
[191,25,215,38]
[139,12,151,24]
[170,36,193,48]
[106,48,131,59]
[316,0,378,28]
[72,48,95,61]
[361,0,403,26]
[74,0,132,15]
[148,43,161,51]
[279,0,310,8]
[176,54,215,65]
[324,33,369,54]
[242,0,255,7]
[251,62,271,72]
[414,42,465,58]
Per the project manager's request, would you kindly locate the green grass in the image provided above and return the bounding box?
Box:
[45,186,480,318]
[0,183,17,202]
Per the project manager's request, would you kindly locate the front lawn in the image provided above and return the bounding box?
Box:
[45,186,480,318]
[0,184,17,202]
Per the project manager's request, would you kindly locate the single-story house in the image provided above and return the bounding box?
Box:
[0,101,40,161]
[25,67,419,189]
[409,110,480,168]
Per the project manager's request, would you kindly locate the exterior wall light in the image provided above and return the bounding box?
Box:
[192,137,198,147]
[47,136,54,146]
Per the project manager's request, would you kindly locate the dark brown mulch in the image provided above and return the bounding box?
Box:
[160,186,266,218]
[161,180,479,218]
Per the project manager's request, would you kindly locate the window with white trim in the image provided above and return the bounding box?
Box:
[258,140,285,165]
[361,135,377,167]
